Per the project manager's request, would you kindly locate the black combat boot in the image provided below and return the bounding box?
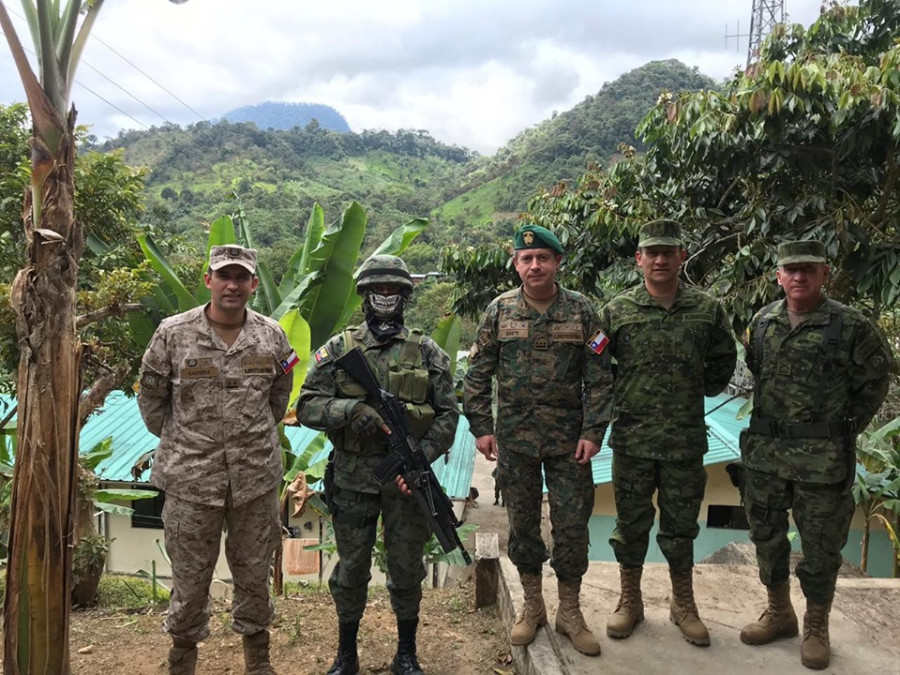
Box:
[327,621,360,675]
[390,617,424,675]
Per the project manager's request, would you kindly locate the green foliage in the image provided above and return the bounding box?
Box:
[95,574,170,610]
[72,534,109,583]
[448,1,900,328]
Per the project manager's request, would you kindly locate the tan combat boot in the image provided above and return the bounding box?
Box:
[606,565,644,639]
[555,580,602,656]
[168,638,198,675]
[243,630,277,675]
[801,601,831,670]
[740,582,799,645]
[510,573,547,646]
[669,568,710,646]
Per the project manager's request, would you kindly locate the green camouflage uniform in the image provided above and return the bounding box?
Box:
[743,297,894,604]
[600,282,736,570]
[296,324,458,622]
[138,304,293,642]
[464,286,613,582]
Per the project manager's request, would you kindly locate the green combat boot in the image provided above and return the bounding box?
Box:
[242,630,276,675]
[740,582,798,645]
[801,601,831,670]
[167,637,197,675]
[669,568,710,646]
[555,579,602,656]
[510,573,547,646]
[607,566,644,639]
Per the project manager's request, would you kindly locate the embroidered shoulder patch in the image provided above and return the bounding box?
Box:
[281,350,300,373]
[313,346,331,365]
[587,329,609,355]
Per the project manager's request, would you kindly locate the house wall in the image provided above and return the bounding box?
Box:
[589,464,895,578]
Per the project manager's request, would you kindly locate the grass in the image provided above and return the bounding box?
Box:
[95,574,170,611]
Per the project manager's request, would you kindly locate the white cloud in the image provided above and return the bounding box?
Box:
[0,0,827,154]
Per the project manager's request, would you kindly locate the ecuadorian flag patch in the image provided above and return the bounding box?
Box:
[314,346,330,364]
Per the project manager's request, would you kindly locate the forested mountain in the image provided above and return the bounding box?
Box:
[91,59,718,274]
[222,101,351,133]
[430,59,719,233]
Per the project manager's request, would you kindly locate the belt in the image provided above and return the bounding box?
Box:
[748,418,856,439]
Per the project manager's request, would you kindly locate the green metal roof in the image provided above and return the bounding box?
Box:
[8,391,476,501]
[589,392,747,486]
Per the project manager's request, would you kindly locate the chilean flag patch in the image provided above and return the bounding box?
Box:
[280,350,300,373]
[587,330,609,355]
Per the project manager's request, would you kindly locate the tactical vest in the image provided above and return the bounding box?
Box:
[336,328,434,451]
[748,298,854,439]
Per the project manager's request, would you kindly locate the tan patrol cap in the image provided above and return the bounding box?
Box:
[209,245,257,274]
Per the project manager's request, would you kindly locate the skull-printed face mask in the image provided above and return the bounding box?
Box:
[368,291,403,320]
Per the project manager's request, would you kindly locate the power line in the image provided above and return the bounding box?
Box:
[78,58,174,127]
[89,32,206,123]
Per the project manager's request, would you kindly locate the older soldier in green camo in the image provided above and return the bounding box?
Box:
[296,255,458,675]
[740,240,894,671]
[464,224,614,657]
[599,219,737,648]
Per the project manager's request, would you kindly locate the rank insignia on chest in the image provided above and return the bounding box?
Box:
[280,349,300,373]
[534,337,549,350]
[587,329,609,355]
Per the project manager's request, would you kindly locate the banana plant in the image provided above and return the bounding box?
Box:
[138,201,426,408]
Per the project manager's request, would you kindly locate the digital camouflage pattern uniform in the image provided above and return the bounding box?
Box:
[296,325,458,623]
[138,304,293,643]
[464,286,613,582]
[742,296,894,605]
[599,282,736,570]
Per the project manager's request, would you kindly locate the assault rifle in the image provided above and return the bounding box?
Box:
[336,346,473,565]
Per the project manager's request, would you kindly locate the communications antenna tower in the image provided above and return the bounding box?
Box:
[747,0,785,64]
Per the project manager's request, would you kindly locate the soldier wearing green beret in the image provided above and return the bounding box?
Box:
[599,219,737,649]
[740,240,894,670]
[464,223,614,656]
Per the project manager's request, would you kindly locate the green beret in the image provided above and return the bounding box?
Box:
[638,219,682,248]
[514,224,563,254]
[777,240,826,265]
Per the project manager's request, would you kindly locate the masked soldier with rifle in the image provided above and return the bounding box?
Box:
[296,255,459,675]
[740,240,894,670]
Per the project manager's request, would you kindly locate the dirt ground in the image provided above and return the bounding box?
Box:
[27,579,510,675]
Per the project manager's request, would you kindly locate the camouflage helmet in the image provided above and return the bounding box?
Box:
[356,254,414,294]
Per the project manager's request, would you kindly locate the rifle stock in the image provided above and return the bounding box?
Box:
[336,347,472,565]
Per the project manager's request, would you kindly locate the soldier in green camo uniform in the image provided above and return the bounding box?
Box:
[599,220,737,648]
[739,240,894,670]
[464,224,614,657]
[296,255,459,675]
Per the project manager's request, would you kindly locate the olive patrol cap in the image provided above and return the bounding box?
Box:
[514,224,563,254]
[208,245,257,274]
[638,219,682,248]
[777,240,827,265]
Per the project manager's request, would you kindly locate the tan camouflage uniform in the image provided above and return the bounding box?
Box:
[139,305,293,642]
[464,286,613,581]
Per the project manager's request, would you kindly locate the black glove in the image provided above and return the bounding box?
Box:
[349,402,385,435]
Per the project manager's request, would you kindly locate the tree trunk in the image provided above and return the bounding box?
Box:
[3,113,81,675]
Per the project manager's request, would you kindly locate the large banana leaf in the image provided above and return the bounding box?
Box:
[270,272,318,322]
[300,202,367,350]
[253,260,280,316]
[431,314,462,377]
[337,218,428,328]
[278,308,312,410]
[280,204,326,298]
[197,215,238,305]
[138,234,198,313]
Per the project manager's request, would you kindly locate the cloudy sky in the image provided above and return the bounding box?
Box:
[0,0,828,154]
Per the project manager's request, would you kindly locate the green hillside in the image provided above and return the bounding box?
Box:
[92,59,718,273]
[431,59,719,230]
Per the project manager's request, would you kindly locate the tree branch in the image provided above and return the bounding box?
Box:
[76,302,143,329]
[79,361,129,425]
